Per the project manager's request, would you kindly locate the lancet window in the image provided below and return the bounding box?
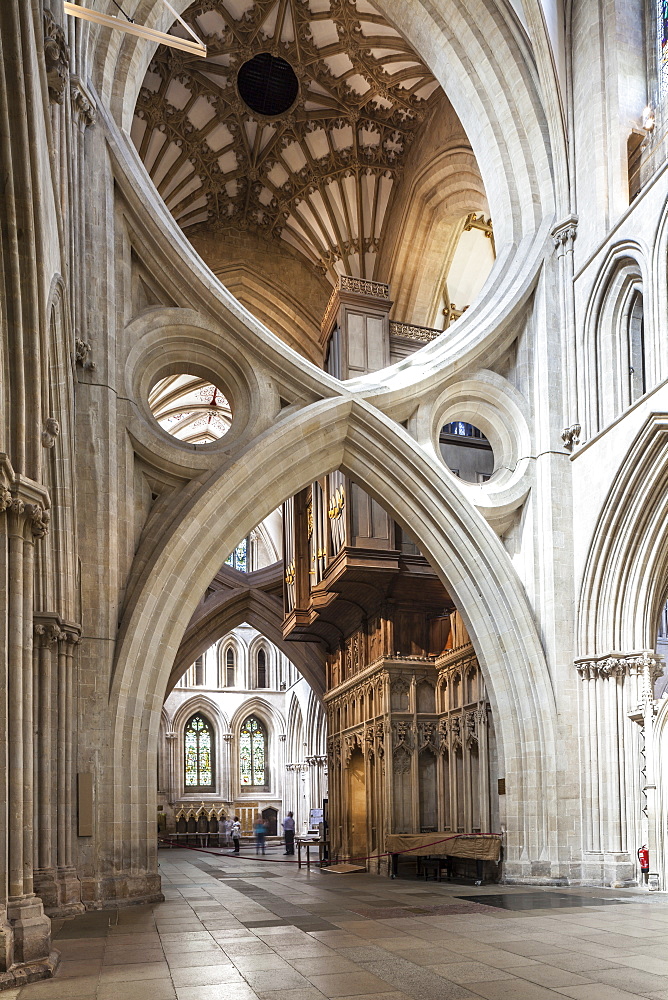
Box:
[226,647,235,688]
[257,648,267,688]
[239,716,267,787]
[184,714,214,790]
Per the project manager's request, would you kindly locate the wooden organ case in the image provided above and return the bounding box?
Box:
[282,278,499,872]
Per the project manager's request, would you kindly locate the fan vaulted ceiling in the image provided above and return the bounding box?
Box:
[132,0,441,282]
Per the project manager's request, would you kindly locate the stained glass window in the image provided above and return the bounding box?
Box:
[660,0,668,94]
[184,714,214,789]
[226,536,249,572]
[239,716,267,786]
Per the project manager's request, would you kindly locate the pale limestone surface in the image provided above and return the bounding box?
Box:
[1,0,666,991]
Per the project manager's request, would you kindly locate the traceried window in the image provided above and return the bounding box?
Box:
[257,648,267,688]
[239,716,267,787]
[226,535,249,572]
[184,714,214,790]
[226,647,235,687]
[659,0,668,95]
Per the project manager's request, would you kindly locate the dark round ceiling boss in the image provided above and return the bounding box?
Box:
[237,52,299,117]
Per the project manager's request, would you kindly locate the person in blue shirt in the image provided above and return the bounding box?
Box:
[282,811,295,855]
[254,815,267,855]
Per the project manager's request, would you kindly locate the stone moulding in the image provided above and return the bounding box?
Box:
[575,650,663,683]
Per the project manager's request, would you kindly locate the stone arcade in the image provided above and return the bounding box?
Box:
[1,0,668,990]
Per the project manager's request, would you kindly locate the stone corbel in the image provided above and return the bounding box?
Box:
[561,424,581,452]
[75,338,96,372]
[70,76,97,128]
[43,8,69,104]
[41,418,60,449]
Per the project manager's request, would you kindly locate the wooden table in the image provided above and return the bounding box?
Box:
[385,833,502,883]
[296,838,329,869]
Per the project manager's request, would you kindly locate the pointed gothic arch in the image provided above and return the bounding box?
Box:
[582,246,648,436]
[578,413,668,656]
[108,397,557,889]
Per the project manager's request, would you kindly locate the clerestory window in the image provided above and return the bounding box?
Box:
[226,647,235,687]
[257,648,267,688]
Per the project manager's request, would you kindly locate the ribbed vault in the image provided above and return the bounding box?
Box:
[131,0,443,282]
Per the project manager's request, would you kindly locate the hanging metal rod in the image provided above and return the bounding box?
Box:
[63,1,207,57]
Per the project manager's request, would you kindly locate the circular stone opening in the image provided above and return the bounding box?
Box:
[237,53,299,117]
[149,374,231,444]
[439,420,495,483]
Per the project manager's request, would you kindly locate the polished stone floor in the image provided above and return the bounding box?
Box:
[8,848,668,1000]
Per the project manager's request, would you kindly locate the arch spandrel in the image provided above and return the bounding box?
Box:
[109,396,558,873]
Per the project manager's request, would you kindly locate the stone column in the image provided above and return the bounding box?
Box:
[552,218,580,450]
[165,731,178,803]
[575,652,661,886]
[56,625,83,914]
[1,484,56,984]
[32,616,62,912]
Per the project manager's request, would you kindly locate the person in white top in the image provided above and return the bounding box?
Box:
[230,816,241,854]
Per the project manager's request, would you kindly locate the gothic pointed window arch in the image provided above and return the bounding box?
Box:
[257,648,267,688]
[239,716,267,788]
[184,713,214,791]
[226,647,235,688]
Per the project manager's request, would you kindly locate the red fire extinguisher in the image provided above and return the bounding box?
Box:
[637,845,649,874]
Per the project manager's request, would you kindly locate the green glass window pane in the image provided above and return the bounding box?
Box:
[240,729,252,785]
[239,716,266,787]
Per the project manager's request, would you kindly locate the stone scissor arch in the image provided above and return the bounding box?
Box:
[106,396,559,893]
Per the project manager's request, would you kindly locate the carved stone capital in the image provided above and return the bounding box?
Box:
[552,216,578,250]
[43,9,69,105]
[34,621,64,646]
[576,651,663,683]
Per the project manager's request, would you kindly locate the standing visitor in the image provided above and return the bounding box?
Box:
[222,816,232,848]
[282,811,295,855]
[231,816,241,854]
[254,814,267,855]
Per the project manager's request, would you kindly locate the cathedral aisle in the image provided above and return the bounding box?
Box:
[8,850,668,1000]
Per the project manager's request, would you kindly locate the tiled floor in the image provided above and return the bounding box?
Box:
[8,848,668,1000]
